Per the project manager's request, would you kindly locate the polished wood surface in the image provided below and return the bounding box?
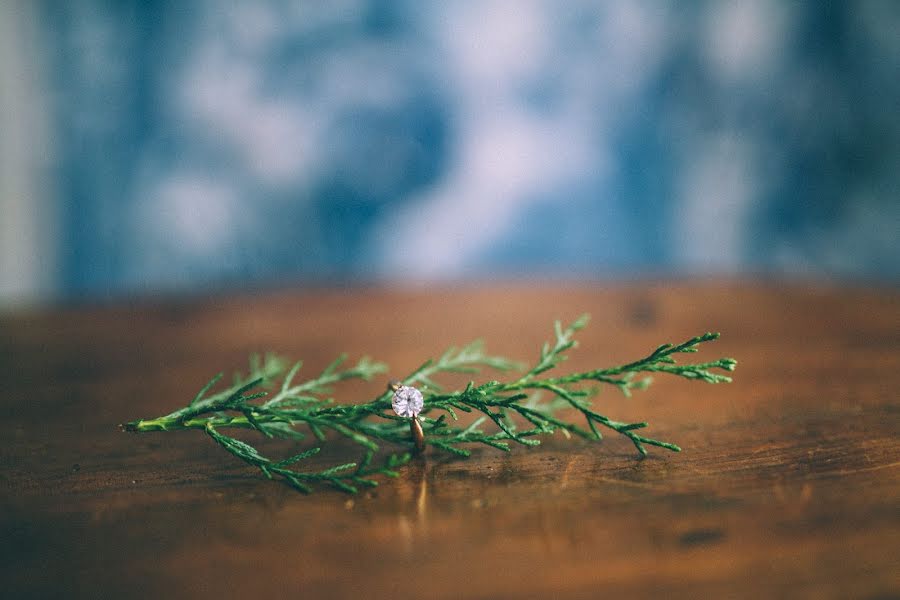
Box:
[2,282,898,599]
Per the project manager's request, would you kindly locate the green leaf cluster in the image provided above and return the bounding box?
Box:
[125,316,736,493]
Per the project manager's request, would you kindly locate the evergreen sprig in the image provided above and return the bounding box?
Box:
[124,316,736,493]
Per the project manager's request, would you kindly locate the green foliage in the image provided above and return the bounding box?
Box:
[125,316,736,493]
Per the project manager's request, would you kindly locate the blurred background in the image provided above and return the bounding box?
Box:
[1,0,898,308]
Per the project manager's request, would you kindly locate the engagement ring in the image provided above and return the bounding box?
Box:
[389,380,425,453]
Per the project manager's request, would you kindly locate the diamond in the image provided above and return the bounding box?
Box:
[391,385,424,418]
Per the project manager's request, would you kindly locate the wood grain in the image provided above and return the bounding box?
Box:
[1,281,898,599]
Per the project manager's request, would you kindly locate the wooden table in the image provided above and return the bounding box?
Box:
[1,282,898,599]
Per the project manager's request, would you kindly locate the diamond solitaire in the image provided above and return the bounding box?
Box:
[391,385,424,418]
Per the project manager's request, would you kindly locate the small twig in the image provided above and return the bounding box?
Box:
[125,316,736,494]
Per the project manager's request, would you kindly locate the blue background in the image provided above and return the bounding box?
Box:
[2,1,898,305]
